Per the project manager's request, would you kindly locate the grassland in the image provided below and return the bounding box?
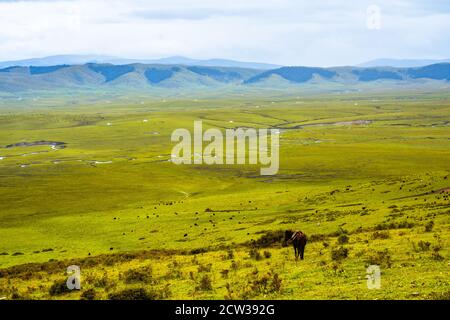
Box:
[0,92,449,299]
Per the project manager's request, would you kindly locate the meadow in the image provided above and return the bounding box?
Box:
[0,91,449,299]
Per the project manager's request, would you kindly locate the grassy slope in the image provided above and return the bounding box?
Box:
[0,93,449,299]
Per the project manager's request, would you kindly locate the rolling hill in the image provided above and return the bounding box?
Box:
[0,62,449,93]
[0,64,261,92]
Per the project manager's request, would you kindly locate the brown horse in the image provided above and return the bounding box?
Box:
[285,230,307,260]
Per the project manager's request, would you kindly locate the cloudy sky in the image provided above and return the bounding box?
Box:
[0,0,449,66]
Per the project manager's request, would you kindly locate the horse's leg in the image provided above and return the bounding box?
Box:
[293,244,298,260]
[300,245,305,260]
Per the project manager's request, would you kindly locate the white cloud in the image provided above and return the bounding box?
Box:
[0,0,449,65]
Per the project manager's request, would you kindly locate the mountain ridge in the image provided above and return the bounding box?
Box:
[1,62,449,93]
[0,55,280,70]
[359,58,450,68]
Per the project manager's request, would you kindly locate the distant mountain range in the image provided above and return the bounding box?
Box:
[3,55,450,70]
[0,55,280,70]
[359,58,450,68]
[0,62,449,92]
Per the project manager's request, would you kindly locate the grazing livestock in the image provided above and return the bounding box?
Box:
[285,230,307,260]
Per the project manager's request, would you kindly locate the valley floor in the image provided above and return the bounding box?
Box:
[0,92,449,299]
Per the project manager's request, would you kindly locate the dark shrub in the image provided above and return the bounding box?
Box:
[427,290,450,300]
[190,248,207,254]
[374,221,414,230]
[431,251,444,261]
[196,274,213,291]
[241,272,282,298]
[12,252,24,256]
[108,288,157,300]
[80,288,96,300]
[431,240,444,261]
[331,247,348,261]
[253,230,285,247]
[10,288,29,300]
[122,266,153,284]
[93,274,109,288]
[337,234,349,244]
[48,279,71,296]
[248,248,263,261]
[220,269,230,279]
[271,273,282,292]
[263,251,272,259]
[425,221,434,232]
[417,240,431,252]
[372,231,390,240]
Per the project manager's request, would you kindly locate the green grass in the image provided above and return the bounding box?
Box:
[0,93,449,299]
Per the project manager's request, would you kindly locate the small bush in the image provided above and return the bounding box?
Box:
[224,283,235,300]
[329,262,345,274]
[198,263,212,273]
[431,251,444,261]
[165,267,183,280]
[372,231,390,240]
[196,274,213,291]
[331,247,348,261]
[190,248,207,254]
[48,279,72,296]
[248,248,263,261]
[80,288,96,300]
[417,240,431,252]
[337,234,349,244]
[424,221,434,232]
[121,266,153,284]
[220,269,230,279]
[9,288,30,300]
[252,230,285,247]
[263,251,272,259]
[427,290,450,300]
[224,249,234,260]
[433,234,443,251]
[271,273,282,292]
[93,274,110,288]
[374,221,414,231]
[240,272,282,298]
[164,257,183,279]
[158,284,172,299]
[430,241,444,261]
[365,249,392,268]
